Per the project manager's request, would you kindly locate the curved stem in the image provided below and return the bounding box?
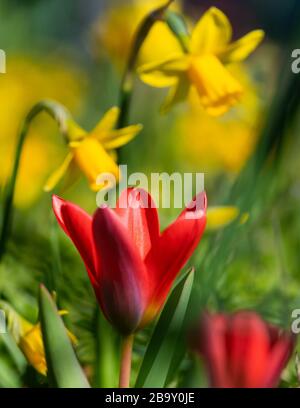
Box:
[0,100,71,261]
[119,334,134,388]
[117,0,176,129]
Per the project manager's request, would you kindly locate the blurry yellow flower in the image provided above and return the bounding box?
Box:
[44,107,142,192]
[139,7,264,115]
[207,207,249,230]
[0,57,84,209]
[175,64,264,173]
[1,301,76,376]
[19,324,48,375]
[19,318,77,376]
[92,0,182,69]
[207,206,239,230]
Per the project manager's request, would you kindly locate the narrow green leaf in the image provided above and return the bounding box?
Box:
[39,284,90,388]
[1,332,27,374]
[135,268,194,388]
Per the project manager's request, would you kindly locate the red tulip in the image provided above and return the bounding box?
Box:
[52,187,206,334]
[192,311,295,388]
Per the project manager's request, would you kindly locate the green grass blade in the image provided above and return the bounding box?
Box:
[39,284,90,388]
[135,268,194,388]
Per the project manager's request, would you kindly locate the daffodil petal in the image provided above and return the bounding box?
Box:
[207,206,239,230]
[91,106,120,139]
[220,30,265,64]
[67,118,86,142]
[44,152,74,192]
[19,325,47,376]
[138,54,189,88]
[188,55,243,116]
[160,76,190,113]
[190,7,232,55]
[101,124,142,150]
[72,137,119,191]
[58,160,81,193]
[109,149,118,162]
[19,321,77,376]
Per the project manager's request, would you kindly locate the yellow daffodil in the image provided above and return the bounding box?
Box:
[44,107,142,192]
[138,7,264,115]
[207,206,238,230]
[0,57,83,209]
[207,206,249,230]
[93,0,182,69]
[0,301,76,376]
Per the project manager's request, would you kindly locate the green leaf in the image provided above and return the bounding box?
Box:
[135,268,194,388]
[39,284,90,388]
[0,332,27,374]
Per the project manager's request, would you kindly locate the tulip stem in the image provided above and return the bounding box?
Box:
[117,0,175,129]
[119,334,134,388]
[0,100,71,262]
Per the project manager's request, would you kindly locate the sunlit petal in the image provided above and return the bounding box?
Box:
[138,54,189,88]
[91,106,120,138]
[220,30,265,64]
[101,124,142,150]
[191,7,232,55]
[43,152,74,192]
[71,137,119,191]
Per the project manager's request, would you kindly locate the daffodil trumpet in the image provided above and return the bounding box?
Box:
[0,100,70,262]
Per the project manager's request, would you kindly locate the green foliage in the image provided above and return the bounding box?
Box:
[39,285,90,388]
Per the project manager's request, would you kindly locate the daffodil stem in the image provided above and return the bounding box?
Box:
[117,0,175,129]
[164,10,190,53]
[119,334,134,388]
[0,100,70,262]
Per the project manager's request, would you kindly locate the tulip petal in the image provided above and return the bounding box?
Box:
[100,124,143,150]
[190,7,232,55]
[115,187,160,260]
[195,312,294,388]
[145,191,207,319]
[52,195,97,286]
[44,153,74,192]
[92,205,149,334]
[220,30,265,64]
[228,312,270,387]
[138,54,189,88]
[264,330,294,387]
[199,313,231,387]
